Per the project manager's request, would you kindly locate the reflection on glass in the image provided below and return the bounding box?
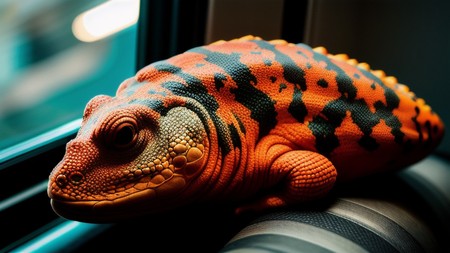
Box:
[73,0,139,42]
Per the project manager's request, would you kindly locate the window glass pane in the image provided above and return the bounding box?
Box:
[0,0,138,151]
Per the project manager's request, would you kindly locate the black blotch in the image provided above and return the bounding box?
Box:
[228,124,241,149]
[336,75,356,100]
[374,101,404,144]
[351,99,381,150]
[312,51,357,100]
[214,73,227,91]
[305,44,404,154]
[279,83,287,93]
[190,47,278,139]
[371,83,376,90]
[288,87,308,124]
[234,114,246,134]
[317,79,328,88]
[254,41,308,91]
[129,98,168,115]
[254,40,308,122]
[383,85,400,110]
[264,59,272,66]
[153,63,179,73]
[270,76,277,83]
[308,107,343,155]
[357,68,400,111]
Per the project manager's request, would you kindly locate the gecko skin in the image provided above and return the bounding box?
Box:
[48,35,444,222]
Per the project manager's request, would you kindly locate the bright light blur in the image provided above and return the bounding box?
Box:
[72,0,140,42]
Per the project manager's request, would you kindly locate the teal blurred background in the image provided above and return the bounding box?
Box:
[0,0,137,150]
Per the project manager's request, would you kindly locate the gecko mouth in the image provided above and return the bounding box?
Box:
[50,176,186,223]
[50,189,156,223]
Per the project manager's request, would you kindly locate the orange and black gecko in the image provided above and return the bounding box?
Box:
[48,35,444,222]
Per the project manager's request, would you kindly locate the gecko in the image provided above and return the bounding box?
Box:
[48,35,444,222]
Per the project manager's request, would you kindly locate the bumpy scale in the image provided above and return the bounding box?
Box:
[48,35,444,222]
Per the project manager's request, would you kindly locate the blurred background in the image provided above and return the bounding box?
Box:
[0,0,138,151]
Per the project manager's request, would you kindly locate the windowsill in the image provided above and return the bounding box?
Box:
[0,118,81,170]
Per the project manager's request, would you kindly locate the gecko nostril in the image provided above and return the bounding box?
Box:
[56,174,67,187]
[69,172,84,185]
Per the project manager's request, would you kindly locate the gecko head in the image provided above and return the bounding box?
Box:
[48,95,209,222]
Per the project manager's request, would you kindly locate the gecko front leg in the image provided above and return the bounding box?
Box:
[237,149,337,214]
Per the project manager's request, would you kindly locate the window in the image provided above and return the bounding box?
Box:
[0,0,139,251]
[0,0,138,151]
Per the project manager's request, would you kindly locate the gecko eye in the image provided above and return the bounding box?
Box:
[106,120,139,149]
[112,122,137,149]
[103,117,138,149]
[99,114,141,150]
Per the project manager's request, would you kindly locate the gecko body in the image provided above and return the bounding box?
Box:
[48,36,444,222]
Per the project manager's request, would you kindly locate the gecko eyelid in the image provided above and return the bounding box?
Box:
[111,122,138,149]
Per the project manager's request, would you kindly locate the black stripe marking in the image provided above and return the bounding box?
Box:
[128,98,167,115]
[214,73,227,91]
[317,79,328,88]
[234,113,246,134]
[254,40,308,123]
[355,68,404,145]
[190,47,277,139]
[304,45,404,155]
[229,123,241,148]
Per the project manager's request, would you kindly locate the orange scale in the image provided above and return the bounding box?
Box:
[354,83,387,113]
[393,98,419,132]
[302,75,340,117]
[334,111,364,146]
[167,51,208,68]
[370,119,396,145]
[209,41,258,54]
